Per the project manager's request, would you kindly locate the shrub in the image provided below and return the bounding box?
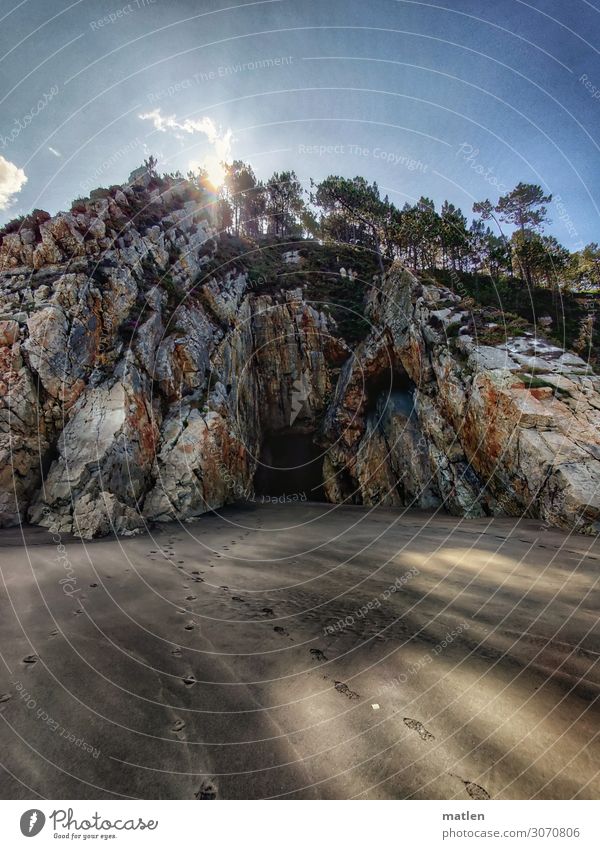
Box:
[89,187,112,201]
[71,197,90,214]
[0,208,50,241]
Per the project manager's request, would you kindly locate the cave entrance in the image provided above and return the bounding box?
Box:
[254,430,325,501]
[364,366,415,417]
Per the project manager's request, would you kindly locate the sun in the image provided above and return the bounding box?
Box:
[203,155,226,189]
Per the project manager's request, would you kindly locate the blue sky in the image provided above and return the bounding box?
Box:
[1,0,600,248]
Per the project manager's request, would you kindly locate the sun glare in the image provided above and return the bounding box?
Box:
[203,155,226,189]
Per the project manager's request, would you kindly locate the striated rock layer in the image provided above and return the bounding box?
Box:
[1,176,599,537]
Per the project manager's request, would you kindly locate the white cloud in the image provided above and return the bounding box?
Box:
[48,146,61,157]
[0,155,27,209]
[139,109,232,184]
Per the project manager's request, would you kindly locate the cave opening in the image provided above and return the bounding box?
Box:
[364,366,416,417]
[254,430,326,501]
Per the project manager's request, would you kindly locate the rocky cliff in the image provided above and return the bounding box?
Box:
[1,174,599,537]
[324,268,600,533]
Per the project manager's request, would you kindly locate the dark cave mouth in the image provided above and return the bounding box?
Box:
[364,367,416,417]
[253,430,326,501]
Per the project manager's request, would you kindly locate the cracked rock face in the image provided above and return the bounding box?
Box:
[29,359,158,536]
[0,330,48,527]
[323,267,600,532]
[1,176,599,537]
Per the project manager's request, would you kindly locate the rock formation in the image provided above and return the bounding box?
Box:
[324,268,600,533]
[1,173,598,537]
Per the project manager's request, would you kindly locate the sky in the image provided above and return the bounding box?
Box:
[1,0,600,249]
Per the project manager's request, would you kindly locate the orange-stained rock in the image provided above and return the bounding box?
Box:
[1,178,599,537]
[0,319,19,346]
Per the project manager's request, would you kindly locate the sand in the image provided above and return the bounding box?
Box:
[0,502,598,799]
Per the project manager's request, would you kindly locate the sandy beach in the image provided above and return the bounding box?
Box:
[0,503,598,800]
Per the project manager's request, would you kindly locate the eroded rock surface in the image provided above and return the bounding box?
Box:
[1,174,599,537]
[323,267,600,533]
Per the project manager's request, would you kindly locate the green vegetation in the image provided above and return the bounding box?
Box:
[164,161,600,357]
[195,235,379,344]
[0,208,50,240]
[2,152,598,360]
[430,268,598,360]
[518,374,571,399]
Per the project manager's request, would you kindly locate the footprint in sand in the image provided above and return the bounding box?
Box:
[273,625,290,637]
[403,717,435,741]
[184,624,194,631]
[310,648,327,662]
[195,780,217,799]
[171,719,186,733]
[449,773,491,799]
[171,648,182,657]
[23,655,38,665]
[182,675,196,687]
[185,595,197,601]
[231,596,245,602]
[464,781,490,800]
[0,693,11,708]
[334,681,360,700]
[262,607,275,617]
[89,583,98,588]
